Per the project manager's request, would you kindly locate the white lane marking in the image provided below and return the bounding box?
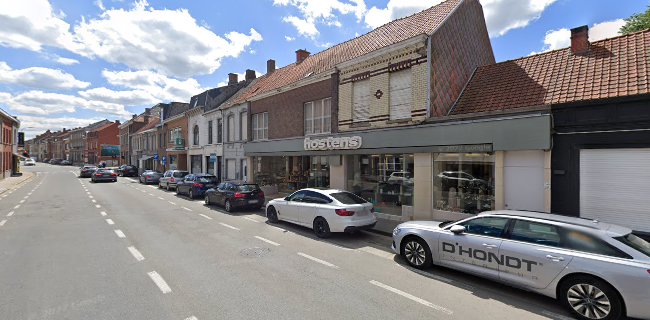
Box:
[184,316,198,320]
[147,271,172,294]
[7,211,14,217]
[0,219,6,226]
[89,195,93,199]
[91,199,97,203]
[243,217,260,223]
[100,211,107,216]
[297,252,340,269]
[168,201,176,205]
[95,205,101,208]
[219,222,240,230]
[157,197,164,200]
[19,200,25,203]
[114,229,126,238]
[198,213,212,220]
[23,196,28,199]
[127,246,145,261]
[369,280,453,315]
[14,205,20,209]
[105,219,115,225]
[182,207,192,212]
[254,236,280,246]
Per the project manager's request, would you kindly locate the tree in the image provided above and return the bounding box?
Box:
[620,5,650,35]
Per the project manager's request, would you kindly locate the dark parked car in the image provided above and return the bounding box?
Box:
[205,182,265,212]
[175,174,218,199]
[118,165,138,177]
[60,159,72,166]
[49,159,62,165]
[79,165,98,178]
[91,169,117,182]
[42,158,50,163]
[159,170,189,191]
[139,170,163,184]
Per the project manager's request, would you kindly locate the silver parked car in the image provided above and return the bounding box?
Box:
[392,210,650,320]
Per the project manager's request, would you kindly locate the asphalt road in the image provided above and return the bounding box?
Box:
[0,164,575,320]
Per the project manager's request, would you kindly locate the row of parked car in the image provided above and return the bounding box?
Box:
[41,158,73,165]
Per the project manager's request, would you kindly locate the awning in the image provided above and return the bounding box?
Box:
[139,155,153,161]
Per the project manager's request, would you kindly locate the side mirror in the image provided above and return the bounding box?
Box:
[284,197,291,201]
[450,225,465,235]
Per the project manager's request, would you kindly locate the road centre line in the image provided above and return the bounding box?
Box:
[100,211,107,216]
[0,220,6,226]
[369,280,453,315]
[198,213,212,220]
[7,211,14,217]
[114,229,126,238]
[184,316,198,320]
[92,200,97,203]
[105,219,115,225]
[127,246,145,261]
[23,196,28,199]
[182,207,192,212]
[254,236,280,246]
[219,222,240,230]
[147,271,172,294]
[14,205,20,209]
[19,200,25,203]
[297,252,339,269]
[95,205,101,208]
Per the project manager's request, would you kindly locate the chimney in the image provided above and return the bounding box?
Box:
[245,69,256,81]
[228,73,238,85]
[267,59,276,73]
[571,25,590,55]
[132,114,137,119]
[115,120,120,125]
[295,49,310,64]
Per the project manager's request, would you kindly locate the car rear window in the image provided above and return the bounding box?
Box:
[238,184,261,192]
[330,192,367,204]
[616,233,650,258]
[173,171,188,178]
[198,176,217,183]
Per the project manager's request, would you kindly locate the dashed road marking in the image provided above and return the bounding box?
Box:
[369,280,453,315]
[254,236,280,246]
[105,219,115,225]
[182,207,192,212]
[23,196,28,199]
[100,211,107,216]
[168,201,176,205]
[13,205,20,209]
[114,229,126,238]
[127,246,145,262]
[157,197,164,200]
[219,222,240,230]
[19,200,25,203]
[89,195,93,199]
[0,219,6,227]
[243,217,260,223]
[7,211,14,217]
[95,204,101,208]
[147,271,172,294]
[92,199,97,203]
[297,252,339,269]
[184,316,198,320]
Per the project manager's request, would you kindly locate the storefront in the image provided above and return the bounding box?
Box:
[246,114,551,221]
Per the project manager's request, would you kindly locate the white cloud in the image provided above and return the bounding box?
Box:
[0,90,130,117]
[71,2,263,77]
[94,0,105,11]
[78,87,157,106]
[275,0,366,38]
[17,115,109,139]
[99,69,206,104]
[55,57,79,65]
[365,0,442,29]
[0,61,90,90]
[532,19,625,55]
[285,35,296,42]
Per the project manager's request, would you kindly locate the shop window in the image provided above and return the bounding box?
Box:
[252,112,268,141]
[208,121,213,144]
[433,153,495,214]
[252,155,329,194]
[240,111,248,141]
[352,79,370,122]
[389,69,411,120]
[304,98,331,135]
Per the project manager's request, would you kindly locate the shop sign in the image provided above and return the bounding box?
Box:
[304,136,362,151]
[210,153,217,162]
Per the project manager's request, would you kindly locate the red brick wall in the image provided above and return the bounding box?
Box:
[250,78,333,139]
[97,122,119,162]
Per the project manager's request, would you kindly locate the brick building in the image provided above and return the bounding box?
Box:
[160,102,191,171]
[0,108,19,179]
[85,121,120,166]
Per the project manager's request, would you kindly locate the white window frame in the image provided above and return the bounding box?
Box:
[240,111,248,141]
[304,98,331,135]
[252,112,268,141]
[227,114,235,142]
[389,69,412,120]
[352,79,370,122]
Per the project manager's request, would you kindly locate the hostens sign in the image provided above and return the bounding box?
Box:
[304,136,362,151]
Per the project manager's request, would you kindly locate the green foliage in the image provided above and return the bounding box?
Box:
[620,5,650,35]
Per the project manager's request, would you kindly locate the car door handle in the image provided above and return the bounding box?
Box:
[546,255,565,261]
[482,243,498,248]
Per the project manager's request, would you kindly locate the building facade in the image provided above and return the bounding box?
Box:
[131,117,160,172]
[85,121,120,166]
[160,103,190,171]
[0,109,20,178]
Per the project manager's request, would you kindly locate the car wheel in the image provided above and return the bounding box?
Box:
[205,195,211,205]
[224,200,233,212]
[266,206,278,223]
[175,187,180,195]
[166,184,171,191]
[189,190,194,199]
[313,217,331,238]
[158,183,162,189]
[401,236,432,269]
[559,275,623,320]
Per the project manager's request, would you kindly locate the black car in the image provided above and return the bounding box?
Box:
[49,159,62,165]
[205,182,265,212]
[118,165,138,177]
[91,169,117,182]
[175,174,218,199]
[79,165,98,178]
[139,170,163,184]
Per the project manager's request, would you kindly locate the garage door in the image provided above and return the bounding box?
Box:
[580,148,650,232]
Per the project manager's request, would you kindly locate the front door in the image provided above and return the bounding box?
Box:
[438,216,510,279]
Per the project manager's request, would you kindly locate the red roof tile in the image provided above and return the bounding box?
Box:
[451,29,650,115]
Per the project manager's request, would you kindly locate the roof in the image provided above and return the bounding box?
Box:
[215,78,261,111]
[451,29,650,115]
[89,121,116,133]
[232,0,463,104]
[133,117,160,135]
[162,102,190,120]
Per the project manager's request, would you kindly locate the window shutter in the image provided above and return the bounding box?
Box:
[352,80,370,122]
[389,69,411,120]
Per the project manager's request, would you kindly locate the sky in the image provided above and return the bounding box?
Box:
[0,0,647,139]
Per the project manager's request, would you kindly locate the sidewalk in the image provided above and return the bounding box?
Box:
[0,172,35,195]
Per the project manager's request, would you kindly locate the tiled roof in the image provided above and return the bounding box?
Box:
[232,0,463,104]
[213,78,260,111]
[450,29,650,115]
[133,117,160,134]
[162,102,190,120]
[89,121,116,133]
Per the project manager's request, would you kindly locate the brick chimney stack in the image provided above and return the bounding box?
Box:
[228,73,238,85]
[267,59,276,73]
[571,25,590,55]
[245,69,256,81]
[295,49,310,64]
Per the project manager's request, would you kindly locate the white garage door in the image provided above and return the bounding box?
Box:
[580,148,650,232]
[504,150,545,212]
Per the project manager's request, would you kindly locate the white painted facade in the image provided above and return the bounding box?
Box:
[222,101,249,181]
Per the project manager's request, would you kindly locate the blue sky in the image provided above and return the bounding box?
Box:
[0,0,646,138]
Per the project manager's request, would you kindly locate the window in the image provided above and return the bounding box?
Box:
[287,190,307,202]
[304,98,331,135]
[433,153,495,214]
[330,192,366,204]
[389,69,412,120]
[217,119,223,143]
[352,79,370,122]
[240,111,248,141]
[252,112,268,141]
[565,230,631,258]
[302,191,332,204]
[193,125,199,145]
[227,114,235,142]
[208,121,213,144]
[616,233,650,257]
[510,220,561,247]
[457,217,509,238]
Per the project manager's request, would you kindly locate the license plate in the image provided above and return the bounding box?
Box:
[248,200,259,204]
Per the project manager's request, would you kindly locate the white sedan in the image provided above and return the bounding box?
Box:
[265,188,377,238]
[24,158,36,166]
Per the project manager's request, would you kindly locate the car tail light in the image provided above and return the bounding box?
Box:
[234,192,246,199]
[335,209,355,216]
[95,173,102,177]
[259,191,265,198]
[170,178,175,182]
[111,173,117,176]
[647,270,650,275]
[193,183,204,188]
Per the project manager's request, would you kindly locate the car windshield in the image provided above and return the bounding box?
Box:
[197,176,217,183]
[616,233,650,257]
[238,184,260,192]
[173,171,188,178]
[330,192,367,204]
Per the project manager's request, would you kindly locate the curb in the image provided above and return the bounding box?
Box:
[0,172,35,196]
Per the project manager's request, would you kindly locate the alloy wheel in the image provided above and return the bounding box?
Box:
[225,200,231,212]
[567,284,611,319]
[404,240,427,266]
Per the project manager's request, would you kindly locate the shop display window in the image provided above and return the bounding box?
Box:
[253,156,329,195]
[432,153,495,214]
